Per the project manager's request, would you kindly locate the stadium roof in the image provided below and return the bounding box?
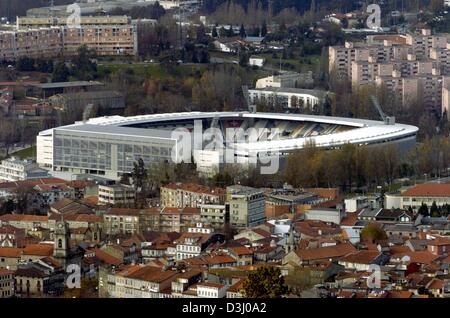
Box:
[40,111,418,154]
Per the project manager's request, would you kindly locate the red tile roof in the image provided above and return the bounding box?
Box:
[401,184,450,197]
[0,247,22,258]
[0,214,48,222]
[295,243,356,261]
[22,244,53,256]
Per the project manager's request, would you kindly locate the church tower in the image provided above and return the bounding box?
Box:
[54,220,70,261]
[284,227,296,254]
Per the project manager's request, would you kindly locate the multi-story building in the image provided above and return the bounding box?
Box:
[175,232,213,261]
[159,207,201,233]
[0,16,137,62]
[196,282,228,298]
[106,264,177,298]
[0,27,63,61]
[103,208,140,235]
[0,157,49,182]
[226,185,266,228]
[160,183,226,208]
[98,184,135,206]
[0,214,49,232]
[388,184,450,212]
[329,29,450,113]
[200,204,227,229]
[0,269,15,298]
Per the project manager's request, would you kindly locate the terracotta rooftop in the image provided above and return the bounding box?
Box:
[22,244,53,256]
[339,250,381,265]
[295,243,356,261]
[121,265,178,283]
[0,247,22,258]
[401,184,450,197]
[0,214,48,223]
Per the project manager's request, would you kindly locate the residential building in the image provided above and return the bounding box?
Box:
[175,232,224,261]
[0,157,49,182]
[328,30,450,113]
[394,184,450,212]
[0,269,15,298]
[0,247,22,270]
[103,208,140,235]
[160,183,225,208]
[265,187,320,218]
[226,185,266,228]
[196,282,228,298]
[200,204,227,229]
[106,264,178,298]
[249,56,265,67]
[305,206,346,225]
[0,214,49,232]
[98,184,135,206]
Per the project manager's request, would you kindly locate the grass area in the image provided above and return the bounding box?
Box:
[9,146,36,160]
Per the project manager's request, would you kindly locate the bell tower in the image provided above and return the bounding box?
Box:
[54,220,70,260]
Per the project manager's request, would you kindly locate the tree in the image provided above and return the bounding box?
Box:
[131,158,148,208]
[418,202,430,217]
[430,201,440,217]
[361,222,387,243]
[52,62,70,82]
[239,24,246,38]
[73,45,98,80]
[212,26,218,38]
[243,266,287,298]
[261,21,267,37]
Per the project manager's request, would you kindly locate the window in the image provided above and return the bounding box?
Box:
[58,238,62,248]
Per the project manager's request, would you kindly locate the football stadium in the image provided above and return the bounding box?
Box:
[37,112,419,179]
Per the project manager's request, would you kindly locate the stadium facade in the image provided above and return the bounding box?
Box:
[37,112,418,179]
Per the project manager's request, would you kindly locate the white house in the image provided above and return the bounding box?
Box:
[249,56,265,67]
[196,282,228,298]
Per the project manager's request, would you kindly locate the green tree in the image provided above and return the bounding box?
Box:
[212,26,218,38]
[418,202,430,217]
[430,201,440,217]
[73,45,98,80]
[52,62,70,82]
[361,222,387,242]
[261,21,267,36]
[239,23,246,38]
[243,266,287,298]
[131,158,148,208]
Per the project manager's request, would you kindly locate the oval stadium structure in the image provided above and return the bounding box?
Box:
[37,112,418,179]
